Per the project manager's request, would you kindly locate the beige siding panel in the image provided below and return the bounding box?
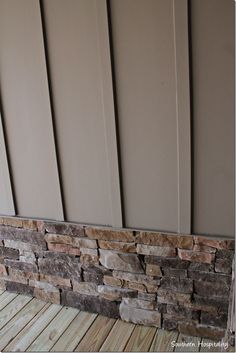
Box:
[0,0,63,220]
[110,0,178,231]
[191,0,234,236]
[42,0,113,225]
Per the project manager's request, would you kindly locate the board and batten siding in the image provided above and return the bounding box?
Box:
[0,0,234,237]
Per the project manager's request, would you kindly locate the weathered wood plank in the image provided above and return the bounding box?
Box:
[0,291,17,311]
[175,333,200,352]
[4,303,58,352]
[27,306,78,351]
[124,325,157,352]
[0,294,32,330]
[0,298,46,350]
[150,329,179,352]
[51,311,97,352]
[100,319,135,352]
[75,315,116,352]
[199,338,222,352]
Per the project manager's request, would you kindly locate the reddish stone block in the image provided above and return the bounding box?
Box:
[178,249,215,264]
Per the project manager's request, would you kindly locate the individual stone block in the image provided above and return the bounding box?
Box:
[136,232,193,250]
[145,283,159,293]
[47,242,80,256]
[156,303,167,313]
[1,217,23,228]
[45,233,73,245]
[34,287,60,304]
[38,254,81,279]
[0,226,46,248]
[201,311,227,328]
[72,281,98,296]
[188,270,231,285]
[146,264,162,276]
[82,265,109,285]
[162,268,187,279]
[137,244,176,257]
[80,248,99,265]
[44,222,85,237]
[194,280,230,298]
[19,251,36,264]
[127,282,146,292]
[119,301,161,327]
[157,288,191,304]
[194,236,234,250]
[160,277,193,293]
[103,275,123,287]
[99,250,144,273]
[73,238,97,249]
[193,244,216,253]
[138,292,156,301]
[162,315,178,330]
[86,228,135,242]
[98,240,136,253]
[145,256,190,269]
[178,323,225,340]
[98,285,137,301]
[0,247,19,260]
[167,304,200,321]
[193,294,229,312]
[6,281,34,296]
[215,259,232,274]
[4,240,44,252]
[0,263,7,277]
[39,273,71,288]
[122,297,156,310]
[4,259,38,273]
[188,262,214,272]
[113,271,160,285]
[178,249,215,264]
[8,268,38,282]
[61,290,120,318]
[22,219,38,230]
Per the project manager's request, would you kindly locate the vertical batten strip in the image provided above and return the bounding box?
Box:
[0,109,15,215]
[38,0,65,221]
[95,0,123,228]
[173,0,191,234]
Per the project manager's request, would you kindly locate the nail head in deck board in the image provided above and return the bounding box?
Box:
[124,325,157,352]
[175,333,200,352]
[3,303,59,352]
[100,319,135,352]
[27,306,78,352]
[149,329,179,352]
[51,311,97,352]
[75,315,116,352]
[0,298,46,351]
[0,291,17,311]
[0,294,32,330]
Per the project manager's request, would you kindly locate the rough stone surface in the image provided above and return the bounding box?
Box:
[1,218,23,228]
[193,294,229,312]
[146,264,162,276]
[113,271,160,286]
[6,281,34,296]
[0,247,19,260]
[194,280,230,298]
[162,315,178,330]
[4,240,43,252]
[38,254,81,279]
[34,287,60,304]
[61,290,120,318]
[145,256,190,269]
[138,292,156,301]
[136,232,193,250]
[86,228,135,242]
[0,226,46,248]
[22,220,38,230]
[120,301,161,327]
[167,304,200,321]
[82,266,108,285]
[99,250,144,273]
[98,240,136,253]
[160,277,193,294]
[103,275,123,287]
[178,249,215,264]
[194,237,234,250]
[137,244,176,257]
[98,285,137,301]
[39,273,71,288]
[178,323,225,340]
[122,297,156,310]
[201,311,227,328]
[157,289,191,304]
[188,270,231,285]
[215,259,232,274]
[73,281,98,296]
[162,268,187,279]
[45,222,84,237]
[5,259,38,273]
[0,264,7,277]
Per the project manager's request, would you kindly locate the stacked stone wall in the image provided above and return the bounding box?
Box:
[0,216,234,339]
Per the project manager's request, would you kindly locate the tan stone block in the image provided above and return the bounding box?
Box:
[8,268,27,284]
[137,244,176,257]
[22,219,38,230]
[146,264,162,276]
[40,273,71,288]
[99,250,144,273]
[72,281,98,296]
[157,288,191,304]
[145,283,158,293]
[103,275,123,287]
[73,238,97,249]
[178,249,215,264]
[194,236,234,250]
[48,242,71,253]
[80,248,99,265]
[2,217,23,228]
[45,233,73,245]
[120,301,161,327]
[136,232,193,250]
[98,240,136,253]
[68,247,81,256]
[128,282,147,292]
[113,271,159,285]
[193,244,216,253]
[86,227,135,242]
[33,287,60,304]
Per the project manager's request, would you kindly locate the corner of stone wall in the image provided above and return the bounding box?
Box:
[0,216,234,341]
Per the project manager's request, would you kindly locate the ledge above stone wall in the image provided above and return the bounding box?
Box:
[0,216,234,340]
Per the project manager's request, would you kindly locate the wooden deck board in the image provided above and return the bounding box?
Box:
[27,306,78,352]
[75,315,116,352]
[0,298,46,351]
[100,319,135,352]
[51,311,97,352]
[0,291,229,352]
[0,294,32,330]
[150,329,179,352]
[200,338,223,352]
[124,325,157,352]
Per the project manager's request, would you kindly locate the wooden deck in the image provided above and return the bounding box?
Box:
[0,290,232,352]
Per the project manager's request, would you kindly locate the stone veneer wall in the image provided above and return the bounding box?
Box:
[0,216,234,340]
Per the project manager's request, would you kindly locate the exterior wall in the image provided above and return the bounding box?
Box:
[0,0,234,237]
[0,216,234,339]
